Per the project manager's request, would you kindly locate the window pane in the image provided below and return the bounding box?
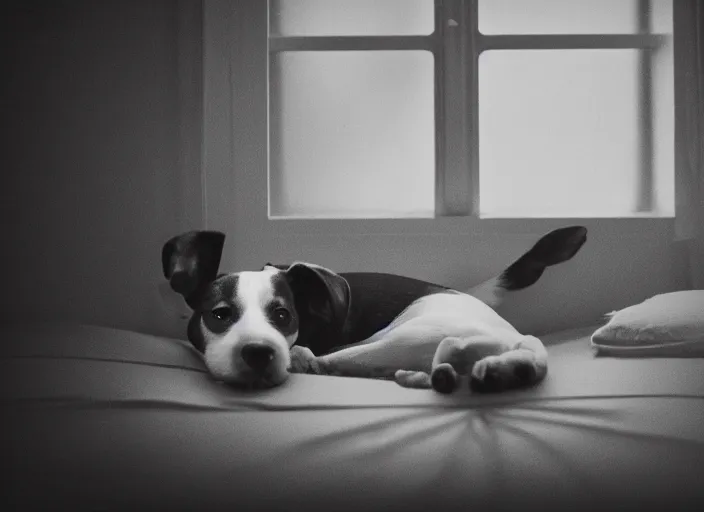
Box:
[269,51,435,218]
[478,49,672,218]
[269,0,434,37]
[478,0,672,35]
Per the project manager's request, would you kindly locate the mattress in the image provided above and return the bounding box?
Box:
[4,321,704,511]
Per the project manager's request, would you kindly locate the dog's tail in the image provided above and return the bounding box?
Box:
[467,226,587,308]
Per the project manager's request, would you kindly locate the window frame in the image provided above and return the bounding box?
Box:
[266,0,671,220]
[197,0,694,239]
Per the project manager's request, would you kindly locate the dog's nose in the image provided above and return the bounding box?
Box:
[240,344,275,372]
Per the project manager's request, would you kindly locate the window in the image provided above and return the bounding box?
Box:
[267,0,674,219]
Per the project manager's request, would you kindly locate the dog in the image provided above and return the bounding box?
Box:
[161,226,587,393]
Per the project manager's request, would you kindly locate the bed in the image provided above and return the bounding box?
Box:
[4,321,704,511]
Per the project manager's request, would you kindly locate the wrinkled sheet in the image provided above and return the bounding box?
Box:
[4,322,704,511]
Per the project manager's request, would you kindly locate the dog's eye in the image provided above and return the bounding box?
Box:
[272,307,291,326]
[211,306,232,321]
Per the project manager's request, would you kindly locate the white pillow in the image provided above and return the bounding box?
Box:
[590,290,704,357]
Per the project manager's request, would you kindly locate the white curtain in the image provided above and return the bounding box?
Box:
[673,0,704,289]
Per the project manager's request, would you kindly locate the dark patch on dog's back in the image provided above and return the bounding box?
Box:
[339,272,450,348]
[262,269,451,353]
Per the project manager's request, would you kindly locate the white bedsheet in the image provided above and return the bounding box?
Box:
[4,322,704,511]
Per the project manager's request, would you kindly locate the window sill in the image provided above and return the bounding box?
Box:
[261,213,675,238]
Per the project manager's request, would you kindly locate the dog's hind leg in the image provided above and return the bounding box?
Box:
[468,335,548,393]
[396,335,513,393]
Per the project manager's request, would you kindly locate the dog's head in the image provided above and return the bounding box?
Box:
[161,231,350,388]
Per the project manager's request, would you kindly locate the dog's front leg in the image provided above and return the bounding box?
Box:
[312,323,445,380]
[288,345,325,375]
[288,344,382,378]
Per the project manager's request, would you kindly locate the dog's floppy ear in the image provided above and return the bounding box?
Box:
[161,230,226,307]
[282,262,351,351]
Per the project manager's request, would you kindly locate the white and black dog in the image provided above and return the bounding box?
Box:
[161,226,587,393]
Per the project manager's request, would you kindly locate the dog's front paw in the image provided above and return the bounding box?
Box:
[470,355,538,393]
[288,345,322,375]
